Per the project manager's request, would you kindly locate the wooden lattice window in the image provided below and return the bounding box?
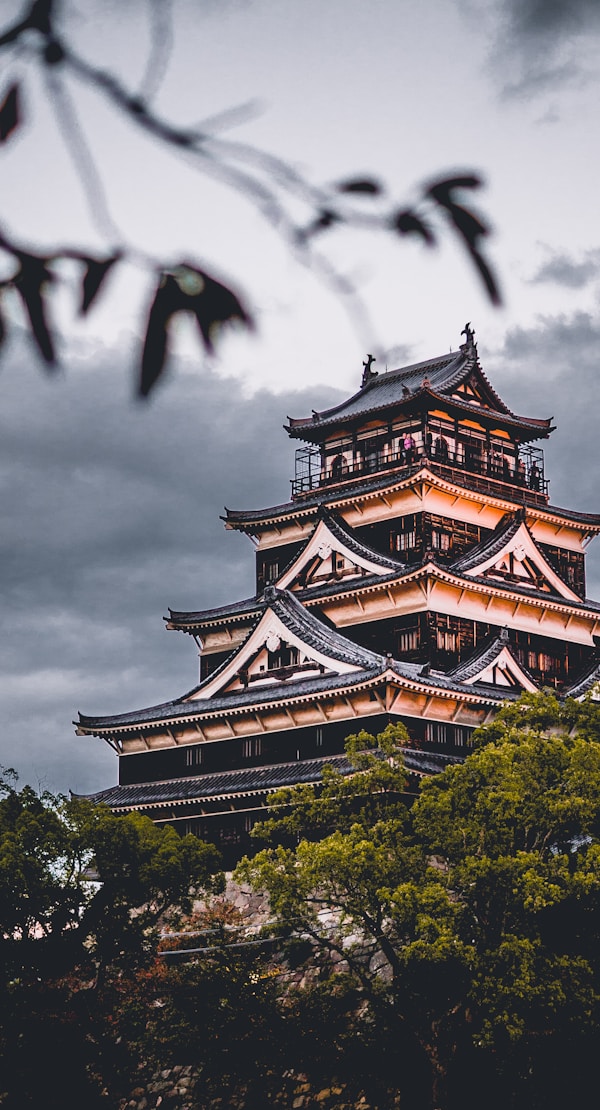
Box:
[242,738,263,758]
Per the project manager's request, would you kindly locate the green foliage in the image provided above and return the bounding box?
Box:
[251,722,409,847]
[0,773,223,983]
[5,697,600,1108]
[0,772,224,1107]
[237,695,600,1108]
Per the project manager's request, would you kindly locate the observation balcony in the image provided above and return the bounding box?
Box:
[291,441,549,505]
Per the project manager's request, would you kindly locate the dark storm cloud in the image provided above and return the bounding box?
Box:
[506,0,600,39]
[487,311,600,599]
[528,249,600,290]
[3,319,600,797]
[0,340,340,794]
[482,0,600,99]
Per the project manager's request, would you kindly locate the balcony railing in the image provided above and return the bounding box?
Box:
[291,443,548,502]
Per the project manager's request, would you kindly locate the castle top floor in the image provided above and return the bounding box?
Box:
[286,327,554,506]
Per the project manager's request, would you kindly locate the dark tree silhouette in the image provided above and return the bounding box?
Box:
[0,0,501,396]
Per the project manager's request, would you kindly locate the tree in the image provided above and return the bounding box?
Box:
[237,696,600,1110]
[0,771,223,1107]
[0,0,501,396]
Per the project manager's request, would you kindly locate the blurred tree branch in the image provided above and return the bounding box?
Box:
[0,0,501,396]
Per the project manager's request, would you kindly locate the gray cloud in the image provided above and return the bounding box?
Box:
[3,315,600,798]
[487,311,600,601]
[0,339,340,794]
[528,249,600,289]
[478,0,600,99]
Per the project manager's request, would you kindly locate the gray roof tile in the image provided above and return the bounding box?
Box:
[564,656,600,698]
[82,748,464,809]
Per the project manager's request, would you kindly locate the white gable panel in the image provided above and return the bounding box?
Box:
[276,517,389,590]
[463,522,580,602]
[462,645,538,692]
[189,604,363,702]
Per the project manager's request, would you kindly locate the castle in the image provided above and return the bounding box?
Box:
[77,327,600,863]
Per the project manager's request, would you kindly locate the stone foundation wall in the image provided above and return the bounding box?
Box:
[119,1068,401,1110]
[119,881,402,1110]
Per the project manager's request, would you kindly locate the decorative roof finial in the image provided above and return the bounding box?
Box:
[361,353,377,387]
[461,322,475,348]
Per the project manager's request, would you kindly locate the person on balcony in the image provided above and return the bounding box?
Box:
[529,461,540,491]
[331,453,344,480]
[434,435,449,463]
[403,433,416,464]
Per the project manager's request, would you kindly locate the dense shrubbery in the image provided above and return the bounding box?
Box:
[3,693,600,1108]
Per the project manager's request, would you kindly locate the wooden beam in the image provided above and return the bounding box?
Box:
[343,696,359,717]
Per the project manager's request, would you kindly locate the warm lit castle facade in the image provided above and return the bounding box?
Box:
[77,328,600,863]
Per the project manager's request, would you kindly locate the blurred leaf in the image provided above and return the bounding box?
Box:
[26,0,53,35]
[462,243,500,306]
[15,256,56,366]
[79,253,120,316]
[139,274,184,398]
[392,209,435,246]
[336,178,383,196]
[300,209,341,241]
[139,268,252,397]
[186,267,254,355]
[427,174,483,200]
[425,175,501,305]
[0,83,20,143]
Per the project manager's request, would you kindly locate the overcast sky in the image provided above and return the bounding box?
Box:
[1,0,600,793]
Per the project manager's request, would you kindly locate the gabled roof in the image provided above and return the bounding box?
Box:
[451,512,581,602]
[285,336,553,441]
[277,507,404,590]
[446,630,538,692]
[191,586,383,702]
[564,656,600,700]
[77,589,386,734]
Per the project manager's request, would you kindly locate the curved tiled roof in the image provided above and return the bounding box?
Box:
[167,595,262,630]
[85,754,357,808]
[564,656,600,699]
[286,342,552,440]
[445,631,536,689]
[76,664,387,733]
[450,512,523,575]
[319,507,406,571]
[287,350,468,433]
[82,747,464,810]
[223,465,600,532]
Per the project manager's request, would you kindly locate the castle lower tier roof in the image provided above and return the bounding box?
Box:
[77,646,528,737]
[76,665,386,733]
[168,538,600,645]
[223,466,600,533]
[81,749,464,810]
[285,346,552,440]
[169,509,407,630]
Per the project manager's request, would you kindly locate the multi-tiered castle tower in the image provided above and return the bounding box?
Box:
[77,328,600,863]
